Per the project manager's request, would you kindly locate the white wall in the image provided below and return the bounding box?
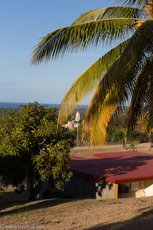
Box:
[119,180,153,198]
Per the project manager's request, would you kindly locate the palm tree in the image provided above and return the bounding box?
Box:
[31,0,153,145]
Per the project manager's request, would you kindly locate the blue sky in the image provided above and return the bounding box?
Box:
[0,0,115,104]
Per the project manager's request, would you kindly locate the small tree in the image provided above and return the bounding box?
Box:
[0,102,74,200]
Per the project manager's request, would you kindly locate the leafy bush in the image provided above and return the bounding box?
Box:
[0,102,74,200]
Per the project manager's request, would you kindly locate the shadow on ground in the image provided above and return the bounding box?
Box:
[0,197,73,217]
[86,206,153,230]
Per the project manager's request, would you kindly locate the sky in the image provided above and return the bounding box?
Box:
[0,0,115,104]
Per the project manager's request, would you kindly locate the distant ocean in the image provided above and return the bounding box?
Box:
[0,102,88,109]
[0,102,59,109]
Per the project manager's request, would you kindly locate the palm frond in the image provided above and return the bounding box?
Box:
[84,71,132,145]
[31,18,136,64]
[85,19,153,122]
[114,0,147,8]
[83,20,153,144]
[143,60,153,125]
[84,69,137,145]
[58,40,128,124]
[83,90,117,145]
[127,58,153,128]
[72,7,146,25]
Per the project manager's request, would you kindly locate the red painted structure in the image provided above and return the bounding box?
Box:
[70,152,153,184]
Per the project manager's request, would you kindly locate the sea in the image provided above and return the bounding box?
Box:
[0,102,59,109]
[0,102,88,109]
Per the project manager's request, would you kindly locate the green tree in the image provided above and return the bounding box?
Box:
[31,0,153,145]
[0,103,73,200]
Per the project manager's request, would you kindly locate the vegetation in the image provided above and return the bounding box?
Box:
[31,0,153,145]
[0,103,74,200]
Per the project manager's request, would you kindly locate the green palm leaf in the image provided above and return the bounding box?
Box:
[86,19,153,120]
[143,60,153,125]
[72,7,146,25]
[115,0,147,8]
[58,40,128,124]
[127,58,153,128]
[31,0,153,145]
[31,18,136,64]
[83,89,118,145]
[84,20,153,144]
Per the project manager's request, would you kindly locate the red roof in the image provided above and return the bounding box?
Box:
[70,152,153,184]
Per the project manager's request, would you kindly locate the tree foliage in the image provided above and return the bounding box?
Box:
[0,103,74,200]
[31,0,153,145]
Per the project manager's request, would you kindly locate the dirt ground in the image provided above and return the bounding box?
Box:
[1,197,153,229]
[1,143,153,230]
[71,142,153,158]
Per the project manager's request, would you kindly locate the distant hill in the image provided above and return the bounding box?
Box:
[0,102,88,120]
[0,102,88,109]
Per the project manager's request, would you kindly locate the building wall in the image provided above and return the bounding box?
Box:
[119,179,153,198]
[65,175,153,200]
[64,175,96,198]
[64,175,117,200]
[136,180,153,197]
[96,183,117,200]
